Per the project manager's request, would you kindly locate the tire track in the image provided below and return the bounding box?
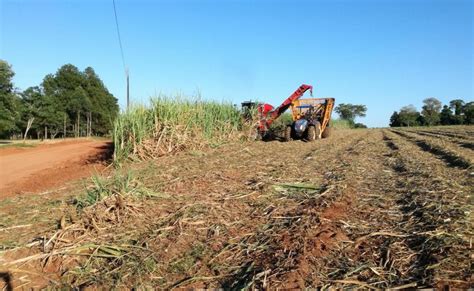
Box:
[323,129,470,288]
[390,129,472,169]
[382,131,438,284]
[281,130,421,287]
[419,129,473,140]
[329,130,430,286]
[220,131,372,289]
[382,130,471,287]
[404,130,474,150]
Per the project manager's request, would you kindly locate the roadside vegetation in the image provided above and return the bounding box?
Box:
[113,96,246,162]
[0,60,119,140]
[113,100,359,163]
[0,139,38,148]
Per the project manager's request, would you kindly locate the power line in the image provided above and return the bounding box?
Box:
[112,0,129,109]
[112,0,126,71]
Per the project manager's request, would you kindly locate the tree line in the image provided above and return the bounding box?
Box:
[0,60,119,139]
[334,103,368,128]
[390,97,473,127]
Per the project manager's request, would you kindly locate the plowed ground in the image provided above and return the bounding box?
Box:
[0,127,472,289]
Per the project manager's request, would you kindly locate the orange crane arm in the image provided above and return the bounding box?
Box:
[258,84,313,132]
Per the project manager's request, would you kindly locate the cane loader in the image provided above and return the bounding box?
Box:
[241,84,335,141]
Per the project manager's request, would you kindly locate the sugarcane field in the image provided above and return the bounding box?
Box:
[1,121,473,288]
[1,0,473,289]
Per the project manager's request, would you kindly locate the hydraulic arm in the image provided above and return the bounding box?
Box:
[257,84,313,134]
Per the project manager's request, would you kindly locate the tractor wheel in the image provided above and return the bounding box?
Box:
[284,125,292,141]
[308,121,322,141]
[322,125,332,138]
[306,125,316,141]
[250,129,262,141]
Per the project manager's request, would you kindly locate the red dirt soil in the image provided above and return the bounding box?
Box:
[0,139,112,198]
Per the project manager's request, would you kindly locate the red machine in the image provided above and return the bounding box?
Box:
[241,84,313,138]
[242,84,336,141]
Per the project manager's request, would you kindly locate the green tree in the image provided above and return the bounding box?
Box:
[19,86,42,139]
[449,99,465,115]
[421,97,442,126]
[83,67,119,135]
[69,86,90,137]
[40,94,64,138]
[354,123,367,128]
[0,60,19,137]
[334,103,367,124]
[449,99,465,124]
[463,102,474,124]
[1,63,118,139]
[41,64,118,137]
[398,105,420,127]
[416,114,426,126]
[389,111,401,127]
[439,105,454,125]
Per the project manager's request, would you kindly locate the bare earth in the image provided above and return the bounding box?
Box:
[0,139,111,197]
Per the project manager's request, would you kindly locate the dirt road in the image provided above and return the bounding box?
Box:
[0,139,111,197]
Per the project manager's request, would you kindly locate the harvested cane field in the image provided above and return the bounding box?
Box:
[0,115,472,288]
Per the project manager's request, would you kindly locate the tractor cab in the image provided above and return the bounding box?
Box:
[286,98,335,141]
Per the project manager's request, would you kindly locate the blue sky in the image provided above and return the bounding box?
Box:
[1,0,472,127]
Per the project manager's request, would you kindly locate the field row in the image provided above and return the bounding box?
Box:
[1,127,472,289]
[391,128,473,169]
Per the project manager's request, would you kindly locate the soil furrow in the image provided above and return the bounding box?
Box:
[390,129,472,169]
[221,131,372,289]
[382,130,471,288]
[317,130,419,287]
[316,129,471,288]
[419,129,473,140]
[405,130,474,150]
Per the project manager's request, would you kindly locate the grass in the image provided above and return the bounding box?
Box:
[113,95,245,163]
[75,171,165,209]
[0,137,109,149]
[268,112,293,131]
[169,242,207,274]
[330,118,353,129]
[0,141,37,149]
